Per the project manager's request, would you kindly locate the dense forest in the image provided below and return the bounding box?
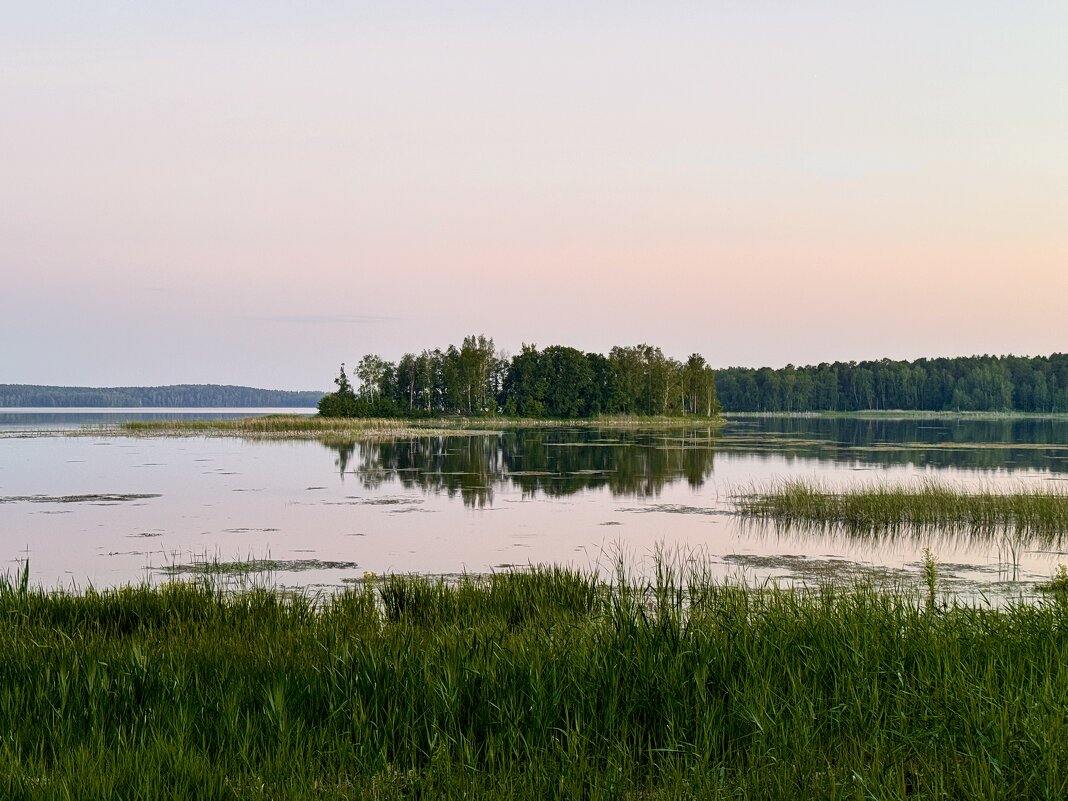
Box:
[319,336,719,419]
[715,354,1068,413]
[0,385,325,408]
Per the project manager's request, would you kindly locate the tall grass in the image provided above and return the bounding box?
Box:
[735,478,1068,539]
[120,415,455,438]
[117,414,721,439]
[0,563,1065,798]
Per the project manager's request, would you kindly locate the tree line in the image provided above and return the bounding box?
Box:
[319,336,719,419]
[0,385,325,408]
[715,354,1068,413]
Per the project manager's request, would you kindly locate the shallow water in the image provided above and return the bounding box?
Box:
[1,412,1066,595]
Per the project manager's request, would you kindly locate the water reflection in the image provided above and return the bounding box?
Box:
[4,415,1068,591]
[322,417,1068,509]
[326,427,721,507]
[0,408,316,430]
[719,417,1068,473]
[738,516,1066,555]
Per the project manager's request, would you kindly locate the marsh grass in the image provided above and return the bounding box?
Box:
[0,561,1066,798]
[115,414,723,440]
[735,478,1068,540]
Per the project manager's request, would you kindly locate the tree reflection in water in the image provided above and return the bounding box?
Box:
[320,427,721,508]
[321,417,1068,508]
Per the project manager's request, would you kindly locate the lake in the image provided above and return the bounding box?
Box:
[2,411,1067,596]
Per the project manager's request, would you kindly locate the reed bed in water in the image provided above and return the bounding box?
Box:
[0,563,1066,798]
[120,415,459,438]
[735,478,1068,537]
[116,414,721,439]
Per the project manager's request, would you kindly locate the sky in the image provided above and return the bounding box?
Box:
[2,2,1066,390]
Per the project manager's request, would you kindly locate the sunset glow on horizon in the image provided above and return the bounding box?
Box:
[3,2,1065,389]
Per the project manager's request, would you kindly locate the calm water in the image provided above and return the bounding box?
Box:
[0,408,318,430]
[1,411,1067,595]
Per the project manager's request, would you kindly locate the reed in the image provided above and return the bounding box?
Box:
[0,563,1065,798]
[115,414,722,439]
[735,478,1068,538]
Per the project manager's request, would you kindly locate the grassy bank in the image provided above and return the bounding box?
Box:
[114,414,724,439]
[1,565,1066,798]
[736,478,1068,538]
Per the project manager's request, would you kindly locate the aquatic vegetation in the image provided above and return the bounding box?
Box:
[117,414,716,439]
[1037,564,1068,594]
[0,563,1066,798]
[0,493,161,504]
[736,478,1068,539]
[157,557,362,576]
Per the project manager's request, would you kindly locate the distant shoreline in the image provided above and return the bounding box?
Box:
[0,384,326,408]
[724,410,1068,421]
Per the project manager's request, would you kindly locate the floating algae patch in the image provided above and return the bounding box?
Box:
[713,435,835,446]
[721,553,1025,600]
[346,496,425,506]
[0,493,161,504]
[318,496,425,507]
[616,504,724,516]
[723,553,911,585]
[545,442,624,448]
[158,558,360,576]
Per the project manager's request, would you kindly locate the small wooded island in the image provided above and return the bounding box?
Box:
[318,336,719,419]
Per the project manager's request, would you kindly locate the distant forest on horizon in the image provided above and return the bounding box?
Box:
[718,353,1068,413]
[4,352,1066,414]
[321,337,1068,418]
[0,385,325,408]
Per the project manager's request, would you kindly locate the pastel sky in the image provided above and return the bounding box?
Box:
[3,2,1066,390]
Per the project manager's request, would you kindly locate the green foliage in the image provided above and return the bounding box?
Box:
[1037,564,1068,594]
[319,336,720,420]
[0,567,1067,798]
[332,363,354,397]
[922,547,938,612]
[716,353,1068,413]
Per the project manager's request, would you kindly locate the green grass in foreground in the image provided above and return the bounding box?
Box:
[117,414,724,438]
[736,478,1068,538]
[0,564,1067,799]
